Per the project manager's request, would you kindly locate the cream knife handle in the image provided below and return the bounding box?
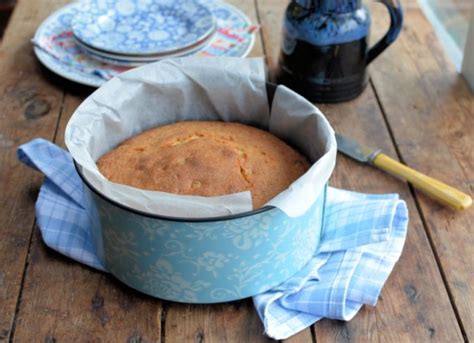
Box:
[373,153,472,210]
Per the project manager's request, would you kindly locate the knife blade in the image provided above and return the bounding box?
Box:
[335,133,381,164]
[335,133,472,210]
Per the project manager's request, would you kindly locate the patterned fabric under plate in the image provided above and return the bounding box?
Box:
[33,0,258,87]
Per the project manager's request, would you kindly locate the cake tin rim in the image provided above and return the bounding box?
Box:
[74,160,276,222]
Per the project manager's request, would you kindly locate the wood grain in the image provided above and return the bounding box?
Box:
[165,301,273,343]
[12,93,163,342]
[12,232,162,343]
[0,0,68,340]
[255,0,464,341]
[283,327,314,343]
[369,0,474,340]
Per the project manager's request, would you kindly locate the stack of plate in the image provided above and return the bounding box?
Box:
[33,0,257,87]
[71,0,217,66]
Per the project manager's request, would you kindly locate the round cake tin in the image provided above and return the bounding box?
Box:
[79,164,327,303]
[68,66,335,303]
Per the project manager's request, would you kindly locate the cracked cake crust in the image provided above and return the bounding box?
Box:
[97,121,310,209]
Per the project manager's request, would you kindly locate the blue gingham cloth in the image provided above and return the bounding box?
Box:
[18,138,408,340]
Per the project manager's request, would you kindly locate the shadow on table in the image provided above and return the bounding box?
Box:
[37,63,97,98]
[0,0,16,40]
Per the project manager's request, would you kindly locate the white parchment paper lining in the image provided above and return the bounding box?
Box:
[65,57,337,218]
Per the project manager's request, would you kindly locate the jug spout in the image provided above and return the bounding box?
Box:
[294,0,361,13]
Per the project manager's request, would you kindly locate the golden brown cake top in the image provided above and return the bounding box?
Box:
[97,121,310,209]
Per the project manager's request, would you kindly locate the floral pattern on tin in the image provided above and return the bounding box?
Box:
[88,186,327,303]
[125,259,211,302]
[196,252,231,277]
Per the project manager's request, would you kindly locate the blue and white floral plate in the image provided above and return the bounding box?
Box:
[71,0,216,56]
[33,1,257,87]
[74,32,214,66]
[74,34,213,60]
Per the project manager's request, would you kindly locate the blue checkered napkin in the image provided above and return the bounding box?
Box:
[17,138,105,271]
[17,139,408,340]
[253,189,408,339]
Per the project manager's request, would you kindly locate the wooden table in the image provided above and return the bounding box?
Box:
[1,0,472,342]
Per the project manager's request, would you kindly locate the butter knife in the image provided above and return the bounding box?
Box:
[336,133,472,210]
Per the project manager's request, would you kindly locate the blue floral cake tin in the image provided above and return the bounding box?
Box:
[66,60,336,304]
[79,166,327,303]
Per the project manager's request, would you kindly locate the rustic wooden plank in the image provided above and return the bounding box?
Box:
[255,0,464,341]
[165,301,273,343]
[369,0,474,340]
[283,327,314,343]
[165,299,314,343]
[13,233,162,343]
[0,0,69,340]
[12,93,163,342]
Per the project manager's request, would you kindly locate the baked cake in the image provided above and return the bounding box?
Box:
[97,121,310,209]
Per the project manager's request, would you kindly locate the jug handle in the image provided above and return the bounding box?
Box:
[366,0,403,65]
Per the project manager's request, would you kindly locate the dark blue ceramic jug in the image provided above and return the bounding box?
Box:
[275,0,403,102]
